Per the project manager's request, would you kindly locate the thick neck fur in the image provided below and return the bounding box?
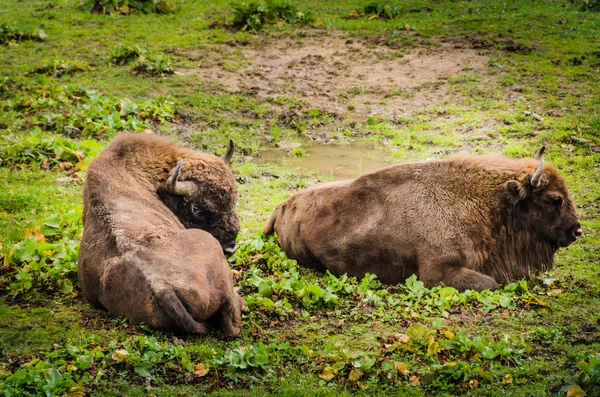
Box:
[442,156,557,282]
[483,216,556,283]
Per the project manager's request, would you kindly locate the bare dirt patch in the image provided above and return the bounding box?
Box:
[177,32,491,118]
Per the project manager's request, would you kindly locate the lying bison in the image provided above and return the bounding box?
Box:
[263,147,581,291]
[78,133,245,337]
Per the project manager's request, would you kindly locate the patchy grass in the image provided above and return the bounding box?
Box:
[1,0,599,395]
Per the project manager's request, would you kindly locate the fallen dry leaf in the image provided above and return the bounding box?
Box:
[409,375,421,386]
[318,366,336,381]
[111,349,129,363]
[427,335,439,356]
[394,362,410,376]
[566,384,587,397]
[469,379,479,390]
[348,368,364,382]
[194,363,210,377]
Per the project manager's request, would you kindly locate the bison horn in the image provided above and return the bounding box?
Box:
[530,146,545,188]
[221,139,234,164]
[165,160,196,196]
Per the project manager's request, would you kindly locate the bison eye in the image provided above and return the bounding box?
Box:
[191,209,207,223]
[553,197,563,207]
[545,196,563,208]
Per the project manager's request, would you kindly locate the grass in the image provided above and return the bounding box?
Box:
[1,0,599,395]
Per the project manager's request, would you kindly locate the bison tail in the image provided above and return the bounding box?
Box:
[262,206,280,236]
[155,288,207,334]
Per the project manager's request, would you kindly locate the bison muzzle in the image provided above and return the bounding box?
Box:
[263,147,581,292]
[78,133,246,337]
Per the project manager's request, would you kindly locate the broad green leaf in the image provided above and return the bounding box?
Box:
[76,354,93,369]
[499,295,513,308]
[43,215,61,229]
[258,280,273,297]
[59,278,73,294]
[45,368,62,387]
[134,364,152,378]
[333,361,346,371]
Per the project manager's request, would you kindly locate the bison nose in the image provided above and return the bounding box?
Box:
[573,225,583,239]
[222,241,237,257]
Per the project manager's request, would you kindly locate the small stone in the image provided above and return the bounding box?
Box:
[56,177,76,186]
[276,141,302,149]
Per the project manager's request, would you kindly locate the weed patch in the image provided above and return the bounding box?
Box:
[1,208,82,298]
[2,80,174,138]
[133,53,174,76]
[235,234,551,324]
[109,45,146,66]
[82,0,176,15]
[350,1,403,20]
[0,23,47,45]
[0,132,104,183]
[28,59,92,78]
[230,0,316,31]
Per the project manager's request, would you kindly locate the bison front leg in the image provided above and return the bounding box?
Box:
[420,261,499,292]
[218,294,244,339]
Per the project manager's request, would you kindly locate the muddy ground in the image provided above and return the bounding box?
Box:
[175,31,492,119]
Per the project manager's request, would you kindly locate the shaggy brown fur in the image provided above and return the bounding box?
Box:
[263,150,581,291]
[78,133,245,337]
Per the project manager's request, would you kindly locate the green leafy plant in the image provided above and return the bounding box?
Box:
[29,59,92,78]
[289,147,305,157]
[235,234,543,323]
[0,130,104,169]
[350,1,402,20]
[109,44,146,65]
[3,208,83,297]
[2,81,175,138]
[0,23,47,45]
[231,0,316,31]
[82,0,176,15]
[571,0,600,11]
[133,53,174,76]
[570,354,600,395]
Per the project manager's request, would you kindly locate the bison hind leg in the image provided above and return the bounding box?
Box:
[155,288,208,334]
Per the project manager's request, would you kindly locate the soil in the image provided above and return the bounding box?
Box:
[176,31,491,118]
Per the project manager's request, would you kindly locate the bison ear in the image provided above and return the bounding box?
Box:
[221,139,234,164]
[165,160,196,196]
[506,180,530,202]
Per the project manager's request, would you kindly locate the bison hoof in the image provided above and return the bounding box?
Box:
[474,276,499,292]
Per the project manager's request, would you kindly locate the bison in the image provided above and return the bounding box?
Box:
[263,147,582,292]
[78,133,246,337]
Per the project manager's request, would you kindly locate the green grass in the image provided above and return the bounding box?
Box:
[1,0,600,395]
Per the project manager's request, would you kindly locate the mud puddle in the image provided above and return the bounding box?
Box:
[254,143,392,180]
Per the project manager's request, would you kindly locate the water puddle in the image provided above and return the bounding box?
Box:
[254,143,392,181]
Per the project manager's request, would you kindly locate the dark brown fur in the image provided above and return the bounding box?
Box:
[78,133,245,337]
[263,152,581,291]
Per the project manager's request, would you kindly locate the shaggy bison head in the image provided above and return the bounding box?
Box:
[159,140,240,256]
[506,146,582,249]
